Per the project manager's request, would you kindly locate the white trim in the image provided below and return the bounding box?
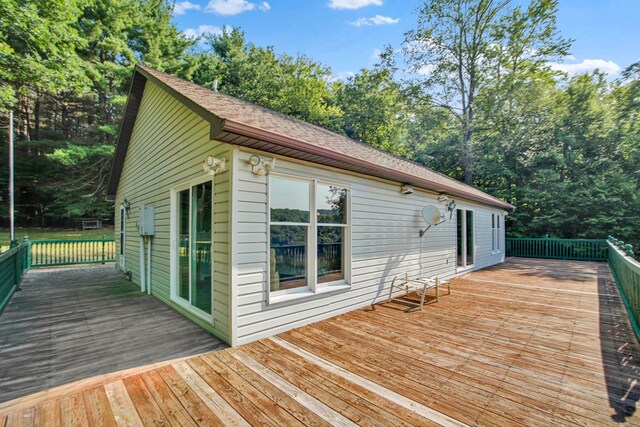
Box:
[455,208,475,271]
[169,174,215,323]
[119,205,126,270]
[229,147,240,346]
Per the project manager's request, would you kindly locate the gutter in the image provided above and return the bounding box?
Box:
[221,119,516,212]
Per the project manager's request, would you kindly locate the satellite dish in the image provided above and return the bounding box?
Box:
[422,205,443,226]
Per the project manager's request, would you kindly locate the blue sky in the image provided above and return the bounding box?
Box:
[171,0,640,79]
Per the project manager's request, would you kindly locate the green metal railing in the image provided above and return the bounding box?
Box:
[506,237,608,261]
[0,242,29,313]
[29,236,116,267]
[607,236,640,340]
[0,237,116,312]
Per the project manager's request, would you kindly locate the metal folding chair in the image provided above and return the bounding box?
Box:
[387,272,451,310]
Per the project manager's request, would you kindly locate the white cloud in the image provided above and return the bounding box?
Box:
[206,0,270,15]
[328,0,382,10]
[550,58,621,76]
[183,25,223,39]
[371,48,381,60]
[415,64,435,76]
[174,1,201,15]
[350,14,399,27]
[327,71,355,83]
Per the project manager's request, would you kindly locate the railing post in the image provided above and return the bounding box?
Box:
[101,235,106,264]
[13,243,18,289]
[24,236,31,270]
[544,234,550,258]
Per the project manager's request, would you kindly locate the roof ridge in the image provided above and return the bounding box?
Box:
[132,64,514,210]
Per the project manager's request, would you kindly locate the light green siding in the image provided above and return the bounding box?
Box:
[114,81,231,343]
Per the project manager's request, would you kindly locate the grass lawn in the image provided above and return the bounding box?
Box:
[0,228,115,252]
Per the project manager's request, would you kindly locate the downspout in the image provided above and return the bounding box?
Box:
[147,237,151,295]
[140,236,145,293]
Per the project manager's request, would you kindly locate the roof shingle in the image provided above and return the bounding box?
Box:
[110,65,514,211]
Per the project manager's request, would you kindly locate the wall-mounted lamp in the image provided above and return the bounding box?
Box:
[248,154,276,176]
[122,199,132,218]
[400,184,414,194]
[202,155,226,175]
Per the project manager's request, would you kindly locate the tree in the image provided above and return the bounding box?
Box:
[404,0,570,185]
[181,28,342,131]
[0,0,86,136]
[335,67,408,155]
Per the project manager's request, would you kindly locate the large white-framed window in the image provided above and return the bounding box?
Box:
[268,173,351,302]
[456,208,475,269]
[169,175,214,322]
[492,213,502,254]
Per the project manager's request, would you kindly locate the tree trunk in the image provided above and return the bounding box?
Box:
[34,90,41,140]
[462,105,475,185]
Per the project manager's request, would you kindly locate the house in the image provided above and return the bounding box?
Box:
[107,65,515,346]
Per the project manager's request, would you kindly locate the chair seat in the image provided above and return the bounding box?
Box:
[386,273,451,310]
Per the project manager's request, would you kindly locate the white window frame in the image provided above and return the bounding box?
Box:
[267,172,351,304]
[169,175,214,323]
[492,214,502,254]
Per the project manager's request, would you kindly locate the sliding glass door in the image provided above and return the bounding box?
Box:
[176,180,213,315]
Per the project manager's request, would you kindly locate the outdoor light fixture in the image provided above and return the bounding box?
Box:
[202,155,226,175]
[122,199,131,218]
[248,154,276,176]
[400,184,414,194]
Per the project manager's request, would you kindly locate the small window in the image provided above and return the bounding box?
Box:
[269,175,350,299]
[492,214,501,254]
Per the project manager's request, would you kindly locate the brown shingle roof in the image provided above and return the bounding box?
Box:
[108,65,514,211]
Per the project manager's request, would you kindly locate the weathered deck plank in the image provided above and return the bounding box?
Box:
[0,265,226,403]
[1,258,639,426]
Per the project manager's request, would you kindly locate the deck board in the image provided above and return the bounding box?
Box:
[1,258,640,425]
[0,265,226,403]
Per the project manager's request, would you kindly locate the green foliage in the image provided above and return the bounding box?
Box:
[0,0,637,254]
[180,28,342,131]
[335,68,408,155]
[404,0,570,184]
[1,0,190,228]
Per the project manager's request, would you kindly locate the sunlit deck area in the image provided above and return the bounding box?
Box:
[1,258,639,426]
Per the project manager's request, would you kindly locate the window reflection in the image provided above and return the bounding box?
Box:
[317,226,344,284]
[270,225,307,292]
[270,177,310,223]
[317,184,347,224]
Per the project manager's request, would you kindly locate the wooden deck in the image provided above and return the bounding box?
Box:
[0,265,226,404]
[2,258,640,426]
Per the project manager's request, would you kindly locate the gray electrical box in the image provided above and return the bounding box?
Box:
[139,204,155,236]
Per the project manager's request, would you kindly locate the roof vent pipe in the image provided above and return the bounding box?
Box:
[212,79,219,92]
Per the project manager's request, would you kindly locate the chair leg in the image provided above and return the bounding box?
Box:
[389,275,398,301]
[419,281,428,311]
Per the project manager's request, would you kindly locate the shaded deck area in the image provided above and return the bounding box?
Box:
[0,265,226,404]
[2,258,640,426]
